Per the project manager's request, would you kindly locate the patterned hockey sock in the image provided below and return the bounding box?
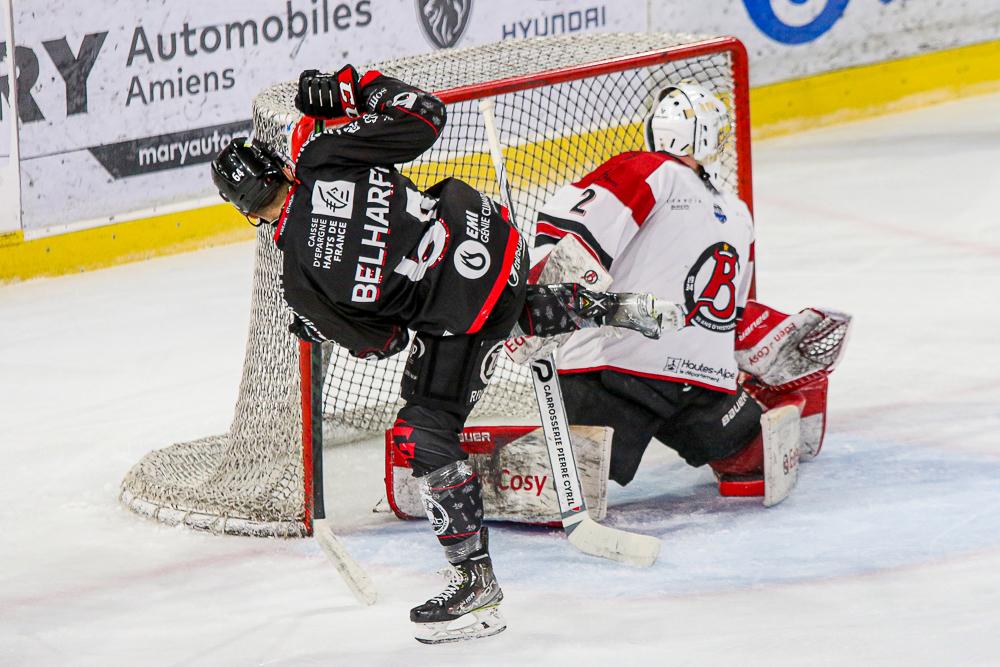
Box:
[420,461,485,563]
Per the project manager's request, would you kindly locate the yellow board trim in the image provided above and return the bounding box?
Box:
[751,39,1000,139]
[0,230,25,248]
[0,204,253,282]
[2,39,999,284]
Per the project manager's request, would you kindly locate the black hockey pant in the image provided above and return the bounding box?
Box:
[389,281,607,556]
[560,371,763,486]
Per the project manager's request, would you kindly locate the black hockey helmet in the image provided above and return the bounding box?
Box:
[211,137,287,217]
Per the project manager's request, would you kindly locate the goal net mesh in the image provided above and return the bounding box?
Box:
[120,33,749,536]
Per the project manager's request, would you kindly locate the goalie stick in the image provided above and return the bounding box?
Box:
[302,341,377,605]
[478,98,661,567]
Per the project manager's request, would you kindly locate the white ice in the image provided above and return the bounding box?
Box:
[3,93,1000,667]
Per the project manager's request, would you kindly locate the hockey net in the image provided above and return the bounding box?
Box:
[120,33,752,537]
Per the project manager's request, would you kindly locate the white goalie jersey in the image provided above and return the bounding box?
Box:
[534,151,755,393]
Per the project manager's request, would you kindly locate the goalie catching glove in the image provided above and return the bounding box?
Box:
[735,300,852,460]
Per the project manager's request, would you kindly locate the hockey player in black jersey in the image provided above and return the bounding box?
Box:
[211,65,664,644]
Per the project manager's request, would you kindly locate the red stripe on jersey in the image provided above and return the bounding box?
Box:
[466,230,521,334]
[272,182,299,243]
[535,221,602,264]
[395,105,440,136]
[359,69,383,89]
[573,151,677,226]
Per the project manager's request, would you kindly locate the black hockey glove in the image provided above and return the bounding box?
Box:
[294,65,361,119]
[289,317,324,343]
[350,326,410,361]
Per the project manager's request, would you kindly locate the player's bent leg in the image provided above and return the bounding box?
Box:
[398,330,508,643]
[397,409,507,644]
[560,371,664,486]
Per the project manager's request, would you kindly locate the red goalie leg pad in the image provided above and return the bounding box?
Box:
[710,434,765,497]
[719,477,766,496]
[745,376,827,458]
[710,393,806,497]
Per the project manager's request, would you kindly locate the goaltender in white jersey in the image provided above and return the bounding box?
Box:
[535,145,754,392]
[529,83,851,503]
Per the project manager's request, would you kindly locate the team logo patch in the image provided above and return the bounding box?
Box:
[422,495,450,535]
[582,269,599,285]
[312,180,355,219]
[409,336,426,361]
[480,341,503,384]
[416,0,472,49]
[454,239,491,279]
[684,242,741,332]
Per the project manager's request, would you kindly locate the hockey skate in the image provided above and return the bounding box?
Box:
[411,528,506,645]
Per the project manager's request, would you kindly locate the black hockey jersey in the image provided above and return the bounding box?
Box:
[273,72,526,358]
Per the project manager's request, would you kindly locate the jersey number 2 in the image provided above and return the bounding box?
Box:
[570,188,596,215]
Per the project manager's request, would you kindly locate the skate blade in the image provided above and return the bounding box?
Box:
[414,605,507,645]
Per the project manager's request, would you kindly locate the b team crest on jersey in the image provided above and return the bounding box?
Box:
[684,242,740,332]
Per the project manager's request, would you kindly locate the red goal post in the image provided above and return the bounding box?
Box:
[120,33,753,538]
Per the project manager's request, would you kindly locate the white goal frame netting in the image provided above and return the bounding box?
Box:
[120,33,753,537]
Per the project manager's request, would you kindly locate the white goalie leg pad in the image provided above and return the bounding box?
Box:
[414,605,507,645]
[386,425,612,525]
[762,404,802,508]
[505,236,613,365]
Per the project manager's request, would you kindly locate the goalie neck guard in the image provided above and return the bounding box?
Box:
[211,137,287,217]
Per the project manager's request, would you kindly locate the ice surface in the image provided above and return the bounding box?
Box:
[3,93,1000,666]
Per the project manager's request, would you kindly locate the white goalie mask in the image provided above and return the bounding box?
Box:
[644,83,731,184]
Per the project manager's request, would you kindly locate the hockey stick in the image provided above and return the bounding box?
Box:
[478,99,661,567]
[303,341,377,605]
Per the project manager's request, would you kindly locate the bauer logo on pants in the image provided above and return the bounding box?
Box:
[454,239,491,279]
